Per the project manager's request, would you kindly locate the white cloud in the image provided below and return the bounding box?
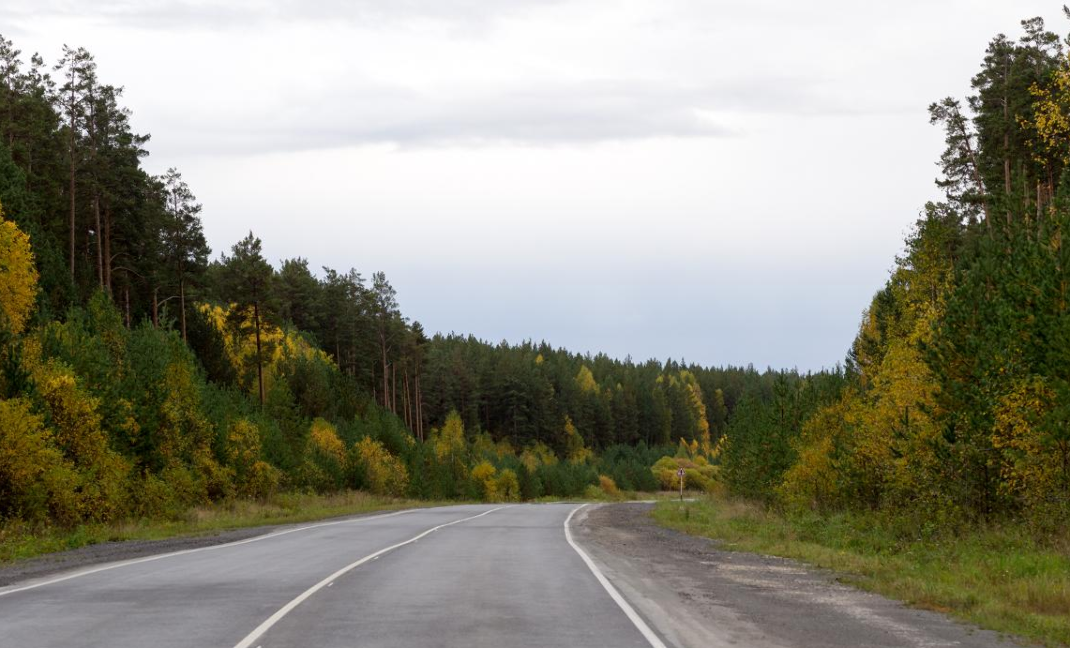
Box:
[2,0,1065,370]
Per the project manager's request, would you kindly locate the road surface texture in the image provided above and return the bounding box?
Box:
[573,502,1012,648]
[0,501,1015,648]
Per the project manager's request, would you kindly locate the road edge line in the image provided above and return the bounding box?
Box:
[0,507,425,598]
[231,505,509,648]
[564,503,669,648]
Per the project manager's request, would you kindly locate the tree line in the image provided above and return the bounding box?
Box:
[0,33,787,523]
[4,13,1065,534]
[719,14,1070,532]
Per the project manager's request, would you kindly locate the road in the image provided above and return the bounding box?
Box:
[0,504,661,648]
[0,502,1016,648]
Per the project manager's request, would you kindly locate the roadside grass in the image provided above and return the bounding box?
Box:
[653,494,1070,647]
[0,491,434,565]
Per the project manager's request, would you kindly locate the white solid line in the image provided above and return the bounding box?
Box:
[564,504,669,648]
[231,506,508,648]
[0,508,427,598]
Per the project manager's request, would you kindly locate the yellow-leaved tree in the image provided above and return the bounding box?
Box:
[563,416,592,463]
[431,410,469,481]
[352,436,408,496]
[0,398,80,524]
[226,418,280,499]
[303,418,347,491]
[0,200,38,335]
[992,377,1069,521]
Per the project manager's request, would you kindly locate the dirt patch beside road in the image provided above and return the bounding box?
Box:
[574,502,1014,648]
[0,526,276,588]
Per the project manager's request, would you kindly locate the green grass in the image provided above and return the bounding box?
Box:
[0,491,433,565]
[653,494,1070,647]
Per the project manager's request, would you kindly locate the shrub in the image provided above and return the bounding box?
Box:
[306,418,346,491]
[599,474,619,498]
[471,460,498,501]
[351,437,408,497]
[0,397,80,523]
[494,469,521,502]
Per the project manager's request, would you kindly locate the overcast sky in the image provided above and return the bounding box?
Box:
[2,1,1064,371]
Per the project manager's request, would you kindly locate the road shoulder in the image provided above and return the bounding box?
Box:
[574,502,1013,648]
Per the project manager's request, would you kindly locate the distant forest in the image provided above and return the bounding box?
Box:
[0,12,1067,531]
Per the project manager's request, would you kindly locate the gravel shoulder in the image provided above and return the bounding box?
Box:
[574,502,1016,648]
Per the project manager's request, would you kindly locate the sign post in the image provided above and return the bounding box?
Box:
[676,467,685,501]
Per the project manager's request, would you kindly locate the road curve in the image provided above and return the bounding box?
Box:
[0,503,659,648]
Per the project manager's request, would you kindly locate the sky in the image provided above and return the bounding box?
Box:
[2,0,1065,371]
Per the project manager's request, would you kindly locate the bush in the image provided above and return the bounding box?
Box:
[652,455,717,492]
[350,437,408,497]
[306,418,346,492]
[599,474,619,498]
[494,469,521,502]
[0,398,80,523]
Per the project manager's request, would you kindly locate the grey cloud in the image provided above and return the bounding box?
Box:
[151,75,895,156]
[1,0,560,31]
[152,80,737,155]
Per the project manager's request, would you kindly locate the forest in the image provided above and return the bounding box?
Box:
[0,12,1068,535]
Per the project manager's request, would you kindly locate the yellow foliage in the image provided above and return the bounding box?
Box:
[430,410,469,483]
[519,442,557,471]
[158,360,215,465]
[245,460,282,499]
[494,438,516,458]
[599,474,619,498]
[1028,58,1070,164]
[199,303,333,399]
[0,397,81,523]
[779,399,850,511]
[563,416,592,463]
[353,436,408,497]
[575,365,599,394]
[494,469,520,502]
[0,202,38,335]
[226,419,262,474]
[471,431,497,458]
[651,455,716,491]
[309,418,346,467]
[433,410,467,462]
[33,362,110,465]
[992,377,1067,514]
[471,459,498,500]
[225,419,279,498]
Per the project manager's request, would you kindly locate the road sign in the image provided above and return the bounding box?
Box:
[676,468,685,478]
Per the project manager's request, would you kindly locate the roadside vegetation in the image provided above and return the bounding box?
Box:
[649,14,1070,646]
[0,491,424,564]
[655,495,1070,646]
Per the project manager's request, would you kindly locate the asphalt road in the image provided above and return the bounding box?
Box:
[0,504,661,648]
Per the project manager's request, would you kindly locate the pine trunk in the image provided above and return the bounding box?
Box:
[391,363,397,413]
[103,201,112,294]
[254,301,265,407]
[68,77,76,281]
[413,374,421,444]
[403,372,411,430]
[94,195,103,289]
[180,275,187,342]
[380,330,390,411]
